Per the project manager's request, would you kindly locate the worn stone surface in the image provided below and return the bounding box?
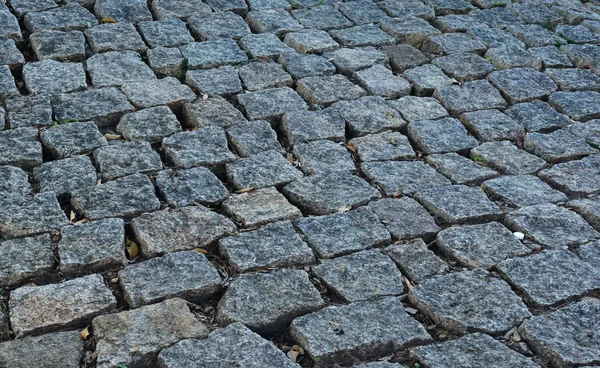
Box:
[0,330,84,368]
[459,109,524,142]
[297,74,365,105]
[94,141,163,181]
[188,12,250,40]
[470,141,547,175]
[354,64,410,98]
[85,22,147,54]
[239,33,295,58]
[227,120,282,157]
[147,46,184,77]
[506,100,572,133]
[162,126,236,169]
[482,175,567,208]
[4,95,53,129]
[293,140,354,174]
[488,68,557,105]
[432,53,494,83]
[524,130,597,163]
[34,156,97,198]
[138,17,194,48]
[425,153,498,185]
[407,117,479,154]
[94,0,152,23]
[348,131,415,162]
[330,24,395,48]
[0,233,54,287]
[156,167,229,208]
[183,97,247,129]
[278,53,336,79]
[281,109,345,146]
[549,91,600,121]
[369,197,440,241]
[334,96,406,137]
[151,0,211,19]
[181,39,247,69]
[41,121,107,159]
[384,239,447,283]
[0,127,42,168]
[0,192,68,239]
[434,80,508,115]
[121,77,196,109]
[23,60,87,96]
[0,165,30,195]
[226,150,302,190]
[24,3,97,33]
[323,46,388,75]
[569,198,600,232]
[239,62,292,92]
[223,187,301,228]
[539,155,600,197]
[87,51,155,88]
[237,87,307,120]
[116,106,182,143]
[402,65,453,96]
[362,160,451,196]
[30,30,85,61]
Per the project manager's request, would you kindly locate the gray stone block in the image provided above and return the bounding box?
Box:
[333,96,406,137]
[226,150,302,190]
[524,130,597,163]
[361,160,451,196]
[384,238,448,283]
[422,0,475,15]
[422,33,486,55]
[378,0,435,19]
[151,0,211,19]
[459,109,524,142]
[23,60,87,95]
[94,0,152,23]
[24,3,97,33]
[0,65,18,99]
[238,61,292,91]
[539,155,600,197]
[381,16,440,47]
[188,11,250,40]
[121,77,196,109]
[353,64,411,98]
[281,109,345,146]
[183,97,247,129]
[505,100,572,133]
[246,9,302,36]
[87,51,155,88]
[156,167,229,207]
[116,106,182,143]
[434,80,507,115]
[381,43,428,73]
[323,46,388,74]
[4,95,53,129]
[94,141,162,181]
[507,24,566,47]
[227,120,283,157]
[470,141,547,175]
[84,23,147,54]
[0,165,30,195]
[0,39,24,67]
[40,121,107,159]
[0,234,54,288]
[487,68,557,104]
[185,66,242,96]
[0,330,83,368]
[467,25,526,49]
[0,192,68,239]
[507,2,561,26]
[402,64,453,96]
[7,0,58,17]
[236,87,307,120]
[549,90,600,121]
[277,52,336,79]
[33,156,97,198]
[284,29,339,54]
[556,24,600,44]
[482,175,567,208]
[297,74,365,105]
[484,45,542,70]
[546,68,600,92]
[528,46,573,69]
[568,197,600,232]
[138,17,194,48]
[147,46,184,77]
[206,0,247,13]
[330,24,395,47]
[0,127,42,168]
[348,131,415,162]
[338,0,389,24]
[291,5,351,30]
[407,117,479,154]
[432,53,495,83]
[240,33,295,58]
[162,126,236,169]
[293,140,354,175]
[425,152,499,185]
[369,197,440,241]
[0,2,21,41]
[567,120,600,147]
[180,39,247,69]
[30,30,85,61]
[223,187,302,227]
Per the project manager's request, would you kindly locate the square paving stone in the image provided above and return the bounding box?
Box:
[484,45,542,70]
[380,16,440,47]
[507,24,566,48]
[216,269,324,334]
[93,141,163,181]
[33,156,97,198]
[505,100,572,133]
[284,29,339,54]
[116,106,182,143]
[0,39,24,67]
[487,68,557,104]
[437,222,531,269]
[549,91,600,121]
[138,17,194,48]
[313,249,403,302]
[294,206,391,258]
[556,24,600,44]
[433,14,482,33]
[524,130,597,163]
[94,0,152,23]
[52,87,135,127]
[0,192,68,239]
[482,175,567,208]
[162,126,236,169]
[568,198,600,232]
[226,120,283,157]
[0,65,18,99]
[329,24,395,47]
[277,53,336,79]
[23,60,87,95]
[337,0,389,24]
[422,33,486,55]
[219,220,315,272]
[579,239,600,264]
[519,301,600,368]
[422,0,475,15]
[188,12,250,40]
[121,77,196,109]
[431,53,495,83]
[5,94,52,129]
[0,234,54,288]
[30,30,85,61]
[9,274,116,337]
[183,97,247,129]
[180,39,247,69]
[237,87,307,120]
[147,46,184,77]
[119,251,221,308]
[528,46,573,68]
[467,25,526,49]
[459,109,525,142]
[434,80,507,115]
[223,186,302,227]
[0,2,21,41]
[23,3,97,33]
[539,154,600,197]
[86,51,156,88]
[545,68,600,92]
[566,120,600,147]
[505,204,600,248]
[281,109,345,146]
[239,61,292,91]
[84,23,147,54]
[156,167,228,207]
[71,173,160,220]
[507,2,561,26]
[225,150,303,190]
[7,0,58,17]
[40,121,107,159]
[323,46,388,75]
[402,64,453,96]
[369,197,440,241]
[381,43,428,73]
[290,5,352,30]
[333,96,406,137]
[410,333,542,368]
[240,33,295,58]
[93,298,207,368]
[362,160,451,196]
[407,117,479,154]
[246,9,303,36]
[408,268,531,334]
[131,206,236,257]
[0,331,83,368]
[348,131,415,162]
[499,248,600,307]
[425,152,499,185]
[293,140,354,175]
[59,218,126,276]
[561,44,600,70]
[469,141,547,175]
[205,0,247,13]
[384,238,448,283]
[378,0,435,20]
[150,0,211,19]
[0,127,42,168]
[290,297,431,366]
[185,66,242,96]
[297,74,365,105]
[415,184,502,224]
[353,64,410,98]
[0,165,31,195]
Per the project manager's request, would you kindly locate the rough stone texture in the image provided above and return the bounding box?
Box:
[24,3,97,33]
[131,206,236,257]
[323,47,388,75]
[567,120,600,147]
[434,80,508,115]
[156,167,229,208]
[380,16,440,47]
[407,117,479,154]
[459,109,525,142]
[431,53,494,83]
[84,22,147,54]
[529,46,573,69]
[353,64,411,98]
[237,87,307,120]
[498,248,600,307]
[121,77,196,109]
[41,121,107,159]
[549,91,600,122]
[23,60,87,96]
[425,153,499,185]
[507,24,566,48]
[138,17,194,48]
[290,297,431,366]
[348,131,415,162]
[389,96,448,123]
[545,68,600,92]
[291,5,351,31]
[225,150,303,190]
[293,140,354,175]
[0,165,30,195]
[482,175,567,208]
[505,100,572,133]
[227,120,283,157]
[183,97,248,129]
[281,110,345,146]
[383,44,429,73]
[487,68,557,105]
[0,331,84,368]
[147,47,184,77]
[539,155,600,197]
[297,74,366,105]
[33,156,97,198]
[217,269,324,334]
[0,234,54,287]
[284,29,339,54]
[384,239,448,283]
[87,51,155,88]
[0,65,18,99]
[408,269,531,334]
[0,192,68,239]
[369,197,440,241]
[569,198,600,232]
[238,62,292,92]
[93,298,208,368]
[151,0,211,19]
[4,95,52,129]
[94,0,152,23]
[484,45,541,70]
[295,206,390,258]
[246,9,302,35]
[278,53,336,79]
[361,160,451,196]
[162,126,236,169]
[333,96,406,137]
[470,141,547,175]
[0,127,42,168]
[116,106,182,143]
[329,24,395,48]
[188,12,250,40]
[181,39,247,69]
[524,130,597,163]
[94,141,163,181]
[9,274,117,337]
[30,30,85,61]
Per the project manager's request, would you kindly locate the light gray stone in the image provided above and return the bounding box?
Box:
[348,131,415,162]
[0,127,42,168]
[459,109,525,142]
[121,77,196,109]
[384,238,448,283]
[0,192,68,239]
[284,29,339,54]
[183,97,248,129]
[487,68,557,105]
[323,46,388,75]
[389,96,448,123]
[24,3,97,33]
[156,167,229,208]
[246,8,302,36]
[425,153,499,185]
[93,141,163,181]
[333,96,406,137]
[226,120,283,157]
[0,331,83,368]
[116,106,182,143]
[84,23,147,54]
[482,175,567,208]
[539,155,600,197]
[4,95,52,129]
[40,121,107,159]
[0,165,30,195]
[238,61,292,92]
[23,60,87,95]
[354,64,411,98]
[506,100,572,133]
[33,156,97,198]
[549,90,600,121]
[86,51,155,88]
[361,160,451,196]
[407,117,479,154]
[94,0,152,23]
[0,234,54,288]
[293,140,354,175]
[369,197,440,241]
[297,74,365,105]
[180,39,248,69]
[223,187,301,228]
[226,150,303,190]
[329,24,395,48]
[147,46,184,77]
[434,80,507,115]
[187,11,250,40]
[431,53,495,83]
[30,30,85,61]
[470,141,547,175]
[162,126,236,169]
[568,197,600,232]
[281,110,345,146]
[236,87,307,120]
[138,17,194,48]
[151,0,212,19]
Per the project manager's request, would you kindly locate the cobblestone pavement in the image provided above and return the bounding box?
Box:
[1,0,600,367]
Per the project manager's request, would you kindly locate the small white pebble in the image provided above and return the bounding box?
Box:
[514,232,525,240]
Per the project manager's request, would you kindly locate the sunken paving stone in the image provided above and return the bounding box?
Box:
[188,12,250,40]
[147,47,184,77]
[33,156,97,198]
[71,173,160,220]
[295,206,391,258]
[407,117,479,154]
[323,47,388,75]
[29,30,85,61]
[0,39,24,67]
[93,298,208,368]
[23,60,87,96]
[431,53,495,83]
[246,9,302,35]
[0,165,30,195]
[437,222,531,269]
[549,91,600,121]
[238,61,292,91]
[519,301,600,368]
[459,109,525,142]
[226,150,302,190]
[290,297,431,366]
[539,155,600,197]
[227,120,282,157]
[329,24,395,48]
[411,333,542,368]
[216,269,324,334]
[291,5,352,30]
[505,100,572,133]
[297,74,365,105]
[362,160,451,196]
[382,43,428,73]
[94,0,153,23]
[380,16,440,47]
[484,45,542,70]
[482,175,567,208]
[219,220,315,272]
[0,127,42,168]
[86,51,156,88]
[422,33,486,55]
[119,251,221,308]
[151,0,211,19]
[313,249,404,302]
[183,97,248,129]
[93,141,163,181]
[156,167,229,207]
[278,53,336,79]
[23,3,97,33]
[470,141,547,175]
[0,234,54,287]
[131,206,236,257]
[434,80,508,115]
[9,274,116,337]
[348,131,416,162]
[116,106,182,143]
[425,153,499,185]
[0,330,83,368]
[240,33,295,58]
[402,64,453,96]
[384,239,448,283]
[569,198,600,231]
[505,204,600,248]
[487,68,557,105]
[237,87,307,120]
[529,46,573,69]
[524,130,597,163]
[353,65,411,98]
[84,23,147,54]
[4,94,52,129]
[498,248,600,307]
[40,121,107,159]
[162,126,236,169]
[369,197,440,241]
[0,192,68,239]
[284,29,339,54]
[223,187,301,227]
[415,185,503,224]
[121,77,196,109]
[283,171,382,215]
[333,96,406,137]
[408,268,531,334]
[138,17,194,48]
[157,323,299,368]
[293,140,354,175]
[281,110,346,146]
[545,68,600,92]
[59,218,126,276]
[180,39,247,69]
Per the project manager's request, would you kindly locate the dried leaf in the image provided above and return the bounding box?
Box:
[403,276,414,290]
[235,187,255,194]
[80,327,90,340]
[100,17,117,23]
[393,189,403,197]
[126,238,139,258]
[194,248,210,254]
[69,210,76,222]
[346,143,357,153]
[287,350,300,363]
[104,133,121,140]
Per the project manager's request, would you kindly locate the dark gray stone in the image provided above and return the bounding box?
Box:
[156,167,229,207]
[151,0,211,19]
[333,96,406,137]
[206,0,247,13]
[284,29,339,54]
[545,68,600,92]
[223,187,301,228]
[240,33,295,58]
[338,0,389,24]
[138,17,194,48]
[380,16,440,47]
[116,106,182,143]
[422,0,475,15]
[291,5,351,30]
[361,160,451,196]
[579,239,600,264]
[431,53,495,83]
[425,152,499,185]
[94,141,162,181]
[227,120,283,157]
[384,238,448,283]
[188,12,250,40]
[422,33,486,55]
[407,117,479,154]
[238,61,292,91]
[30,30,85,61]
[24,3,97,33]
[7,0,57,17]
[381,43,428,73]
[84,23,147,54]
[482,175,567,208]
[180,39,247,69]
[323,46,388,75]
[507,3,561,26]
[297,74,365,105]
[0,165,30,195]
[549,91,600,121]
[277,53,336,79]
[434,80,507,115]
[539,155,600,197]
[87,51,155,88]
[524,130,597,163]
[23,60,87,96]
[507,24,566,48]
[0,330,83,368]
[0,127,42,168]
[467,26,526,49]
[246,9,302,36]
[470,141,547,175]
[183,97,248,129]
[0,39,24,67]
[484,45,541,70]
[487,68,557,104]
[568,198,600,232]
[33,156,97,198]
[121,77,196,109]
[0,2,21,41]
[40,121,107,159]
[459,109,525,142]
[281,110,345,146]
[94,0,152,23]
[293,140,354,175]
[237,87,307,120]
[185,66,242,96]
[4,94,52,129]
[147,46,184,77]
[556,24,600,44]
[329,24,395,47]
[566,120,600,147]
[226,150,302,190]
[162,126,236,169]
[0,65,18,99]
[348,131,415,162]
[528,46,573,68]
[0,234,54,287]
[0,192,68,238]
[505,100,572,133]
[354,64,411,98]
[378,0,435,19]
[369,197,440,241]
[402,64,453,96]
[561,43,600,71]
